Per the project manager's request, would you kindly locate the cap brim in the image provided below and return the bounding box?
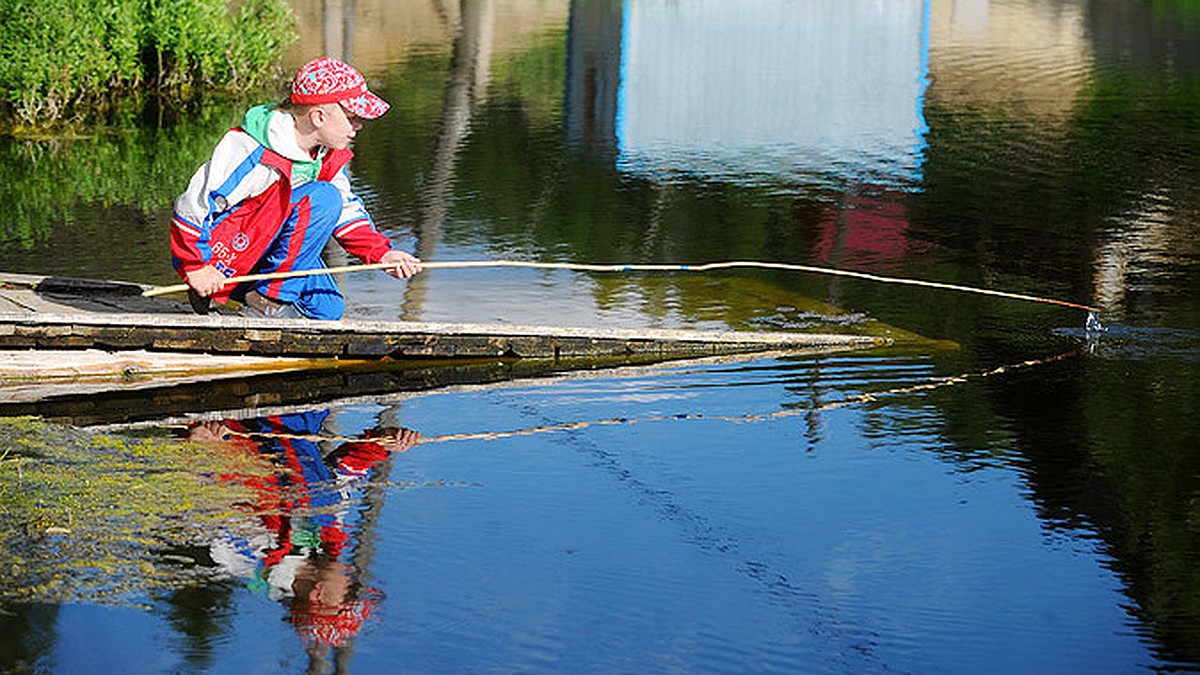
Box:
[341,91,389,120]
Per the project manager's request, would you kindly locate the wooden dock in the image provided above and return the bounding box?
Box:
[0,272,889,403]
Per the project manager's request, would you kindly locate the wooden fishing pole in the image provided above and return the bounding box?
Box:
[141,259,1102,314]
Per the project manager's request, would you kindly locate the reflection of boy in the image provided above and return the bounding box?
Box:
[188,412,419,647]
[171,57,422,319]
[288,556,382,648]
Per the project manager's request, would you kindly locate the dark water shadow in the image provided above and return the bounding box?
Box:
[0,360,530,427]
[0,351,771,428]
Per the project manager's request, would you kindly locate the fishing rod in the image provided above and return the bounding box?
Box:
[142,259,1102,314]
[178,349,1078,448]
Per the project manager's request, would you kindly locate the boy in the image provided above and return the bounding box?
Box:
[171,57,422,319]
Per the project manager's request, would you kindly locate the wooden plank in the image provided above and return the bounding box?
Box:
[0,349,810,426]
[0,272,905,417]
[0,272,891,411]
[0,348,324,382]
[0,311,887,361]
[0,348,358,409]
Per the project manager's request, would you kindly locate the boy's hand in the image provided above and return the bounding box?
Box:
[380,250,423,279]
[185,265,228,297]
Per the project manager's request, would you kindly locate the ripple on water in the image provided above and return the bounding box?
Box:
[1056,324,1200,361]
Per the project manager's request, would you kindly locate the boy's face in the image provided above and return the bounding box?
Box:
[313,103,363,150]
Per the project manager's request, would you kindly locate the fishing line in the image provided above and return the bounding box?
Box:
[142,259,1103,316]
[193,350,1077,448]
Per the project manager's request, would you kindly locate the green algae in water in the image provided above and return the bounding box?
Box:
[0,417,275,605]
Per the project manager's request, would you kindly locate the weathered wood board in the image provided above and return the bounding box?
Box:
[0,311,885,360]
[0,272,890,408]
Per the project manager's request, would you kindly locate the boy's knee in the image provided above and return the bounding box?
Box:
[297,181,343,224]
[296,288,345,320]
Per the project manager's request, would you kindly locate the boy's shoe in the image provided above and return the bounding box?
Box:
[187,289,211,315]
[242,290,302,318]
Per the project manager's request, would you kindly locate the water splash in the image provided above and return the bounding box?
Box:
[1083,312,1105,355]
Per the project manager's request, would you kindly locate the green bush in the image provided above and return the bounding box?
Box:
[0,0,296,127]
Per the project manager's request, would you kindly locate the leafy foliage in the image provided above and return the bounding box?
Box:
[0,0,296,127]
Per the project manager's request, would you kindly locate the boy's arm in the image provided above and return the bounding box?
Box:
[329,168,422,278]
[171,131,274,283]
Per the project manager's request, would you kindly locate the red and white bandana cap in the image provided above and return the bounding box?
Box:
[290,57,390,119]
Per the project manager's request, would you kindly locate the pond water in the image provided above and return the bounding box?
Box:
[3,0,1200,672]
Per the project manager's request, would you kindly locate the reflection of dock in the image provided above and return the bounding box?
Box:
[0,273,886,405]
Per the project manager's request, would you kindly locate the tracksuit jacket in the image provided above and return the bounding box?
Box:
[170,105,394,316]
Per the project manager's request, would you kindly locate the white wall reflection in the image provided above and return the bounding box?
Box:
[568,0,930,188]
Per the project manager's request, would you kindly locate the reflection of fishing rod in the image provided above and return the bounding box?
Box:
[142,259,1103,314]
[203,350,1078,448]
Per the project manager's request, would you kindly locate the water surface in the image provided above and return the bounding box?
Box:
[2,0,1199,672]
